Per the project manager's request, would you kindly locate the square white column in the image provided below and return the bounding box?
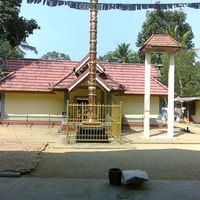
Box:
[144,52,151,138]
[167,54,175,138]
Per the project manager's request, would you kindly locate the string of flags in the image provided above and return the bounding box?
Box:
[27,0,200,10]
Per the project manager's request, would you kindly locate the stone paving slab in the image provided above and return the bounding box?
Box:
[0,143,48,174]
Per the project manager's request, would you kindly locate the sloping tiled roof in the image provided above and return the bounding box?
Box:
[0,57,168,95]
[139,34,181,52]
[54,69,123,92]
[101,62,168,95]
[53,72,77,90]
[0,58,78,92]
[98,73,123,91]
[73,54,105,74]
[74,54,90,73]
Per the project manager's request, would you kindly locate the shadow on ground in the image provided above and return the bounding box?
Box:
[25,148,200,180]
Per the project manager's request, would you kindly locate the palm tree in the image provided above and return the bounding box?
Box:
[114,43,132,63]
[14,41,38,56]
[0,39,38,78]
[168,25,191,50]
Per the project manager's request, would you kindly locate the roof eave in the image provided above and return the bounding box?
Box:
[74,56,90,73]
[139,46,181,53]
[68,71,89,92]
[96,76,111,92]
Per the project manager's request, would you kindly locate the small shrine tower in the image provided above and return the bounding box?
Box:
[140,34,181,138]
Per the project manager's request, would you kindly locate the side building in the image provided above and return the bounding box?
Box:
[175,96,200,123]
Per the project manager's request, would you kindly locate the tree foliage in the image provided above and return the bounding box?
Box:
[41,51,70,60]
[0,39,24,74]
[136,7,200,96]
[136,8,194,50]
[0,0,39,47]
[99,43,142,63]
[0,0,39,69]
[161,50,200,96]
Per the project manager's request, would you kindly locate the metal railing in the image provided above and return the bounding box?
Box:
[66,103,122,143]
[0,114,62,127]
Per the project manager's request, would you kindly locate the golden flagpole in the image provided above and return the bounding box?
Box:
[88,0,98,123]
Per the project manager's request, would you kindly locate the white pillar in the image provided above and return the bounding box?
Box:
[167,53,175,138]
[144,52,151,138]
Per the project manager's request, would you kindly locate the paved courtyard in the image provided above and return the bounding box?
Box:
[0,122,200,178]
[1,123,200,199]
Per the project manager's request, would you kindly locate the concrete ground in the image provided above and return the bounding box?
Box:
[1,123,200,199]
[1,178,200,200]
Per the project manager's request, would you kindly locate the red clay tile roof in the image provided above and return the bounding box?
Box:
[98,73,124,91]
[101,62,168,95]
[54,69,123,92]
[53,72,77,90]
[74,54,105,74]
[0,57,168,95]
[74,54,90,73]
[0,58,78,92]
[140,34,181,52]
[66,69,89,91]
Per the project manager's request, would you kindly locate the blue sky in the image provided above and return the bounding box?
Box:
[20,0,200,60]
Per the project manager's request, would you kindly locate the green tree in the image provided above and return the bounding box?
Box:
[0,39,38,69]
[136,8,194,50]
[41,51,70,60]
[136,7,199,96]
[0,0,39,47]
[168,25,192,50]
[99,51,118,63]
[0,0,39,69]
[114,43,132,63]
[161,50,200,96]
[0,39,24,76]
[99,43,142,63]
[194,61,200,95]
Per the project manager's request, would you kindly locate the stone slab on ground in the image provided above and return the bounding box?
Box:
[0,178,200,200]
[0,143,48,174]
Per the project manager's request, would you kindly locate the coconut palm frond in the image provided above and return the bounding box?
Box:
[115,43,131,63]
[168,24,179,39]
[19,41,38,54]
[19,43,38,54]
[181,30,191,45]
